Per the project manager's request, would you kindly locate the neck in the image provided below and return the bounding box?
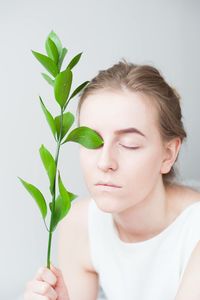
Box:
[112,178,172,242]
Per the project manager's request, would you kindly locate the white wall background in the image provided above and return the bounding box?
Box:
[0,0,200,299]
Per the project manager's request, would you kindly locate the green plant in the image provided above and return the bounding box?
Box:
[18,30,104,269]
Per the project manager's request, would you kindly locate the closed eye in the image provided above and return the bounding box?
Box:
[120,144,140,150]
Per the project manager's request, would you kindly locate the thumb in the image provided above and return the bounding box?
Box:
[50,262,70,298]
[50,263,62,276]
[50,263,65,282]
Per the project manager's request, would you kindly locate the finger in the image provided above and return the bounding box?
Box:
[24,290,51,300]
[50,264,66,288]
[34,267,57,287]
[50,263,63,278]
[27,280,57,300]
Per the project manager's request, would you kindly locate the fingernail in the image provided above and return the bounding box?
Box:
[50,263,56,269]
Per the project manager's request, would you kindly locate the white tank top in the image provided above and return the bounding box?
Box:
[88,199,200,300]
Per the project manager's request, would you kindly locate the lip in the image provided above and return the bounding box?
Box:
[95,182,122,188]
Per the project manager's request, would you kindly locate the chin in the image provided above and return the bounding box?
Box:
[92,194,125,214]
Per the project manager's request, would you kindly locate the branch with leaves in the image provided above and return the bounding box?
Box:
[18,30,104,269]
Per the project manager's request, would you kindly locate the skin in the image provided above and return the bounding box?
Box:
[24,88,200,299]
[24,264,70,300]
[79,88,182,242]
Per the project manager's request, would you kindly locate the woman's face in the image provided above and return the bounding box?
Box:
[79,89,168,213]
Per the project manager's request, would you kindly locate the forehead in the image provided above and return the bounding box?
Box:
[79,90,159,137]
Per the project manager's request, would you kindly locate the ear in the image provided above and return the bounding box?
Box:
[160,137,182,174]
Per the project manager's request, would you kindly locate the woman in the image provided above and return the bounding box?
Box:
[24,60,200,300]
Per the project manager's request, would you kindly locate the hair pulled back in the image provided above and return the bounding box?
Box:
[76,59,187,186]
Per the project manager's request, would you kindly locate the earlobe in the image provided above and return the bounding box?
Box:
[160,138,182,174]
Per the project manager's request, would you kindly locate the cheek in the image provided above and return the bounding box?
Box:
[123,147,163,182]
[79,148,94,177]
[120,147,163,201]
[79,145,163,181]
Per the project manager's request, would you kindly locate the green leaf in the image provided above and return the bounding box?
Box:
[68,191,78,202]
[50,171,72,231]
[45,37,59,65]
[47,30,63,57]
[68,81,89,101]
[62,126,104,148]
[50,196,62,231]
[64,81,90,109]
[49,201,53,212]
[66,52,82,70]
[39,96,57,140]
[54,111,74,140]
[58,48,68,71]
[54,68,73,108]
[39,145,56,195]
[41,73,54,86]
[31,50,58,77]
[18,177,47,219]
[51,195,69,231]
[58,172,71,211]
[49,190,78,212]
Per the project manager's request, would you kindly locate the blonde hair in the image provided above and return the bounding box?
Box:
[76,59,187,186]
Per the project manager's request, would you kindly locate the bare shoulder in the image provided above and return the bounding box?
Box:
[63,196,91,224]
[58,196,96,273]
[168,183,200,211]
[181,184,200,205]
[171,184,200,299]
[180,183,200,201]
[67,196,92,238]
[175,241,200,300]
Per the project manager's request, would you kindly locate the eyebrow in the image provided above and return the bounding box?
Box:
[94,127,146,138]
[114,127,146,137]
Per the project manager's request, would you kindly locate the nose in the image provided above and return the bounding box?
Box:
[97,143,118,172]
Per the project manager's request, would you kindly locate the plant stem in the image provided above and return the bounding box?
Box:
[46,108,64,268]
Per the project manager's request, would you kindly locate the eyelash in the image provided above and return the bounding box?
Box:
[93,144,139,150]
[119,144,139,150]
